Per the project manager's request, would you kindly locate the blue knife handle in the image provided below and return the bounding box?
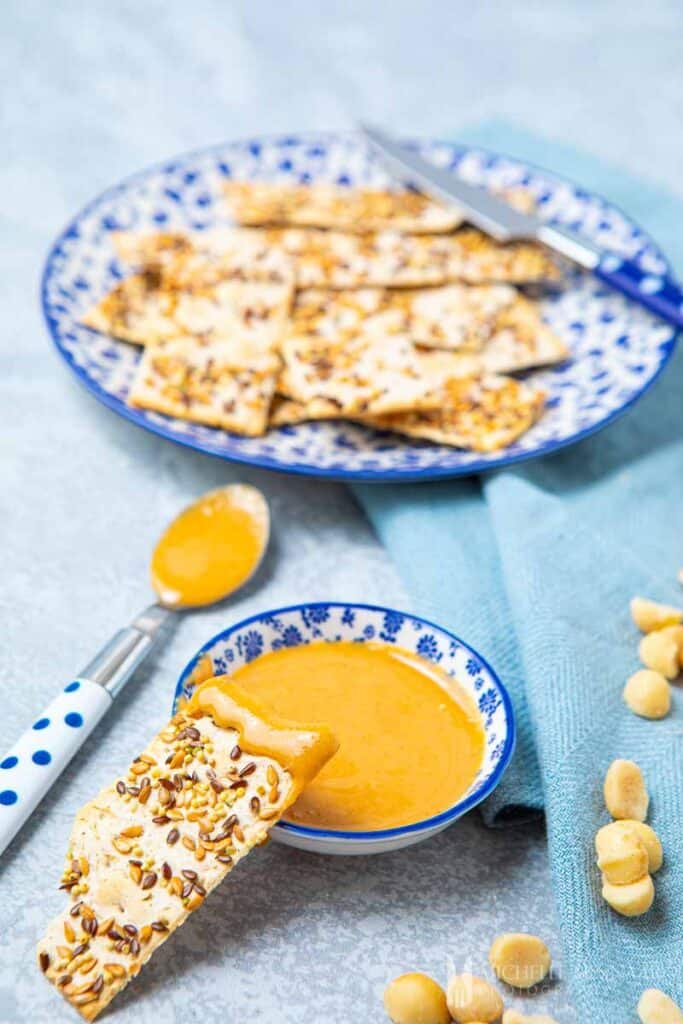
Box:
[595,254,683,330]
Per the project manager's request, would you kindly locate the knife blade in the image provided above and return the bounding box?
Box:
[360,123,538,243]
[359,124,683,329]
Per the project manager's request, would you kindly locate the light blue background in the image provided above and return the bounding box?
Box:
[2,3,682,1021]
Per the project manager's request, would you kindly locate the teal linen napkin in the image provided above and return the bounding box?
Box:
[352,122,683,1021]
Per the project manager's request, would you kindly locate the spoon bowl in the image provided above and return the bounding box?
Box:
[151,483,270,609]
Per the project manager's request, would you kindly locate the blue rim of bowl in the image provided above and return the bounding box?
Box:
[173,601,516,843]
[40,131,679,483]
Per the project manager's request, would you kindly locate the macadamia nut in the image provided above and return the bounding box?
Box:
[595,823,649,884]
[604,759,649,821]
[488,934,551,990]
[620,821,663,872]
[383,973,451,1024]
[639,626,683,679]
[624,670,671,719]
[596,820,663,875]
[602,872,654,917]
[638,989,683,1024]
[630,596,682,633]
[447,973,504,1023]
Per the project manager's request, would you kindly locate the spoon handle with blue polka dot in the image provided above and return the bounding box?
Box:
[0,605,171,857]
[0,680,112,854]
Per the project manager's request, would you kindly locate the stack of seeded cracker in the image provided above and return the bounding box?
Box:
[83,181,568,452]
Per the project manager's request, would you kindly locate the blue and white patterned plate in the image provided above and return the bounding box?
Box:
[173,602,515,855]
[42,133,677,481]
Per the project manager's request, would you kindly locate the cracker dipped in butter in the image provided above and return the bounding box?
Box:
[37,679,337,1020]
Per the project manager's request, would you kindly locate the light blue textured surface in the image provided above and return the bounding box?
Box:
[354,121,683,1021]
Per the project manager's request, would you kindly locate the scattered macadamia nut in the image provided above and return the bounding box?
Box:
[624,669,671,719]
[602,872,654,916]
[662,624,683,663]
[639,627,683,679]
[630,596,682,633]
[447,973,504,1023]
[620,821,663,872]
[604,759,649,821]
[638,988,683,1024]
[488,933,551,990]
[502,1012,559,1024]
[595,823,649,884]
[383,973,451,1024]
[596,820,663,875]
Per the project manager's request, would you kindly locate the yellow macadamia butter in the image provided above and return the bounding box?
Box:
[230,640,484,832]
[488,933,551,990]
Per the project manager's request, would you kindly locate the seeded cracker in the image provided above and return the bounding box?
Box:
[449,227,562,285]
[473,294,569,372]
[37,681,337,1021]
[223,180,539,233]
[127,335,280,436]
[276,333,442,416]
[83,276,293,351]
[284,285,566,371]
[278,290,483,416]
[112,228,294,286]
[363,374,546,452]
[275,288,559,419]
[261,228,561,289]
[269,372,546,447]
[406,287,569,370]
[391,283,519,349]
[113,230,193,268]
[82,270,177,346]
[113,225,560,290]
[269,394,346,427]
[289,285,519,351]
[223,180,463,233]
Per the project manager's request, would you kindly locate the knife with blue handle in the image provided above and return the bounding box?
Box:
[360,124,683,330]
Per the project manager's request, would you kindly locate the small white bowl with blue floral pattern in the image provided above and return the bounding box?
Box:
[174,603,515,855]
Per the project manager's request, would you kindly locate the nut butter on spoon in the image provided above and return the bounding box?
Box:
[0,483,269,857]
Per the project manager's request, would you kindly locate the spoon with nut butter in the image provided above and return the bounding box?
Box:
[0,483,270,856]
